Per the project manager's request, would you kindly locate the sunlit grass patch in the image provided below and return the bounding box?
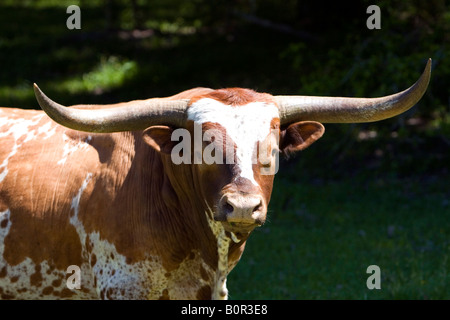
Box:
[145,19,201,35]
[0,82,35,107]
[0,56,138,106]
[55,56,138,95]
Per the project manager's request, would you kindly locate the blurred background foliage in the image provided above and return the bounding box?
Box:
[0,0,449,299]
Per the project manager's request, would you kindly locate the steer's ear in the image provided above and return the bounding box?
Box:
[280,121,325,156]
[142,126,176,154]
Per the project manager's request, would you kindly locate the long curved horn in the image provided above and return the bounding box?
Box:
[33,84,189,132]
[276,59,432,125]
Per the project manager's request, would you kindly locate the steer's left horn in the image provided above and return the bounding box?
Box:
[34,84,189,132]
[276,59,432,125]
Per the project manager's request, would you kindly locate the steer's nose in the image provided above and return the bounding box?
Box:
[219,193,266,225]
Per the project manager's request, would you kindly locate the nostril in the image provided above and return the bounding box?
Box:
[223,202,234,215]
[252,201,263,213]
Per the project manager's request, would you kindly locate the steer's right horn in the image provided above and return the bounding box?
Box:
[276,59,432,125]
[34,84,189,133]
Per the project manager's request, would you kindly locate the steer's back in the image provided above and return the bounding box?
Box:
[0,107,105,299]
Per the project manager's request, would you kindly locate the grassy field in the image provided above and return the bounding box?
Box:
[228,171,449,299]
[0,1,448,299]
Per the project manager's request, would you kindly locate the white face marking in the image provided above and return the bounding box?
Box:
[187,98,279,186]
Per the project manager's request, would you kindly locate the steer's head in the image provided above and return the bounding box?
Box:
[33,59,431,236]
[139,88,326,234]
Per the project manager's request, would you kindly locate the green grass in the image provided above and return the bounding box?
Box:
[55,56,138,94]
[228,173,450,299]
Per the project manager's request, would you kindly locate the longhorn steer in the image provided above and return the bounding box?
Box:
[0,60,431,299]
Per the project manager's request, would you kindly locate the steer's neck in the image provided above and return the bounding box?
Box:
[125,133,249,299]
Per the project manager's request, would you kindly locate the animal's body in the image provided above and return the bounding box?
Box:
[0,60,431,299]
